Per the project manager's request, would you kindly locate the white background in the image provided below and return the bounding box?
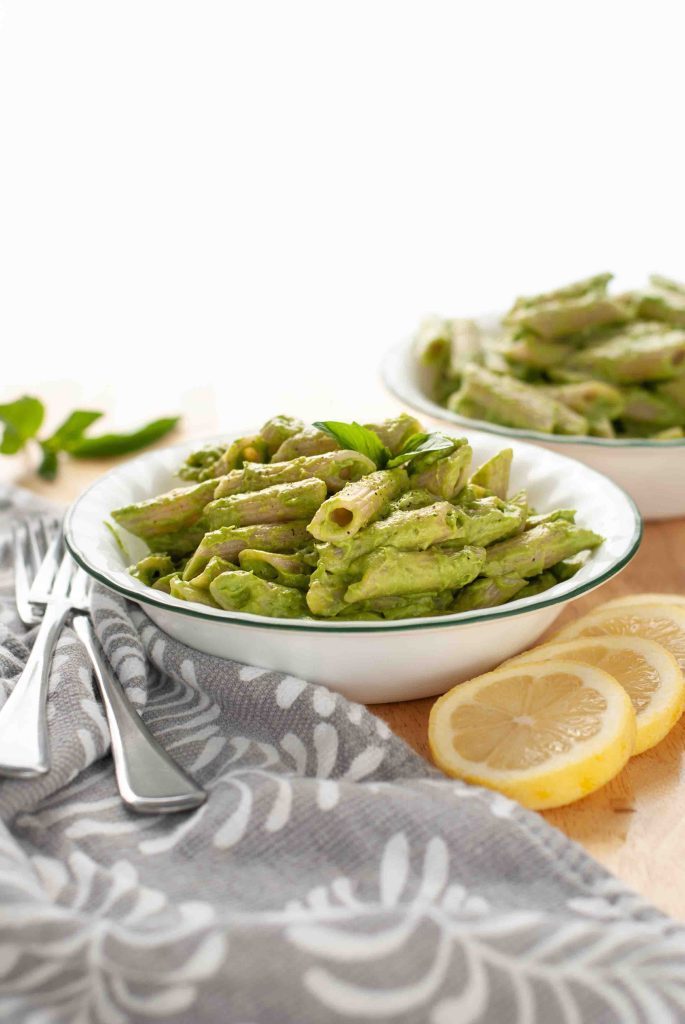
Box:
[1,0,684,431]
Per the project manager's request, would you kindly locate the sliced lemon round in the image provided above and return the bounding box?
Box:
[507,636,684,755]
[429,660,636,809]
[553,604,685,674]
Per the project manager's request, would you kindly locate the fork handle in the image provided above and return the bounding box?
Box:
[72,615,206,814]
[0,603,69,777]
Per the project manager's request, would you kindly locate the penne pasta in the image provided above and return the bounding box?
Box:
[117,411,603,620]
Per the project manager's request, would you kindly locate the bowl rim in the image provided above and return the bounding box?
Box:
[64,433,643,635]
[382,338,685,449]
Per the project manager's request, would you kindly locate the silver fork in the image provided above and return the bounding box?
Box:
[67,568,206,813]
[1,521,71,776]
[12,517,61,628]
[4,522,206,812]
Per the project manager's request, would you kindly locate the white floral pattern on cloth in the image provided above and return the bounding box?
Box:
[1,488,685,1023]
[0,824,225,1024]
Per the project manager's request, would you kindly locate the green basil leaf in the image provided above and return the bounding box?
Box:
[0,396,44,454]
[386,431,457,469]
[37,445,59,481]
[313,420,389,469]
[66,416,180,458]
[42,410,104,452]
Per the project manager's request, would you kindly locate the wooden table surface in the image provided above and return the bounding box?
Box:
[2,390,685,920]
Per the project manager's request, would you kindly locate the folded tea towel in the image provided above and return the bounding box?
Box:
[1,484,684,1024]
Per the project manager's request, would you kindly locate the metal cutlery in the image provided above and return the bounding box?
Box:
[2,517,206,812]
[1,521,74,776]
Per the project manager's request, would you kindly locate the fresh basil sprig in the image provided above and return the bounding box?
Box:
[386,432,456,469]
[313,420,458,472]
[38,410,105,480]
[0,394,180,481]
[66,417,180,458]
[313,421,390,469]
[0,397,45,455]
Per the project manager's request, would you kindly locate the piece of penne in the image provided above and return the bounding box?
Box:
[238,549,312,590]
[210,571,308,618]
[112,478,216,541]
[307,468,409,542]
[205,478,327,529]
[182,521,311,580]
[213,450,376,498]
[316,501,465,573]
[344,545,485,603]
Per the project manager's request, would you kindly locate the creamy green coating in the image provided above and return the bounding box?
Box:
[509,273,613,312]
[426,272,685,439]
[457,497,527,546]
[470,449,512,500]
[515,572,558,599]
[638,276,685,327]
[211,436,269,476]
[450,366,561,433]
[151,571,180,593]
[551,550,590,582]
[316,501,465,572]
[112,479,216,540]
[414,315,453,366]
[504,272,635,338]
[178,443,228,482]
[525,509,575,529]
[656,372,685,409]
[363,413,422,455]
[482,521,603,579]
[205,478,327,529]
[210,571,307,618]
[306,565,348,616]
[343,591,454,620]
[545,380,625,421]
[451,574,526,612]
[568,328,685,384]
[146,527,207,557]
[271,426,339,462]
[129,554,176,587]
[188,555,238,589]
[238,549,311,590]
[179,437,268,481]
[387,488,437,513]
[170,578,220,608]
[620,387,685,429]
[116,410,603,621]
[410,444,472,499]
[501,334,571,370]
[345,544,485,602]
[259,415,306,457]
[307,468,409,542]
[213,450,376,498]
[182,520,310,580]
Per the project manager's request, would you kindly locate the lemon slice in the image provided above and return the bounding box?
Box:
[553,604,685,674]
[507,637,684,755]
[429,660,635,809]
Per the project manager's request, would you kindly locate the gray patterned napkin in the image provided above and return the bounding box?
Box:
[1,485,684,1024]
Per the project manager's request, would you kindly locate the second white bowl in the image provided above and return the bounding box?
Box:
[382,326,685,521]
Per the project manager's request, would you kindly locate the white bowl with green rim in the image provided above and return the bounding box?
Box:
[382,318,685,521]
[65,432,642,704]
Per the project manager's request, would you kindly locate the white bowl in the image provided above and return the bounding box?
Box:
[65,432,641,703]
[382,319,685,521]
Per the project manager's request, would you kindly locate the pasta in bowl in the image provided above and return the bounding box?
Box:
[64,414,641,702]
